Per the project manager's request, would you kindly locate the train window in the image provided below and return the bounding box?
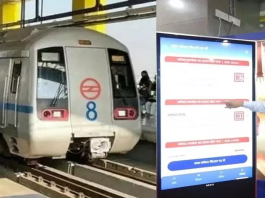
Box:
[37,47,68,109]
[108,49,137,98]
[10,60,22,94]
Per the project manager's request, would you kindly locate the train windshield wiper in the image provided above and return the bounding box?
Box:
[50,83,64,107]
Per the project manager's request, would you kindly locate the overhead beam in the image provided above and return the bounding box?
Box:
[25,5,156,30]
[0,0,155,29]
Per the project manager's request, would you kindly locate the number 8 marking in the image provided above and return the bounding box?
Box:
[86,101,97,121]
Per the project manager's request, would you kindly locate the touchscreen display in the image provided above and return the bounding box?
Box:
[158,34,255,191]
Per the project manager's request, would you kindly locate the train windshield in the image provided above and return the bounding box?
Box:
[108,49,137,98]
[37,47,68,113]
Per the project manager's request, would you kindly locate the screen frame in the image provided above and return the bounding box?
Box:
[156,32,257,198]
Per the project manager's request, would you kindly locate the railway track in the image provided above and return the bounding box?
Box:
[0,156,136,198]
[63,140,157,186]
[42,157,156,198]
[91,140,156,185]
[91,158,156,185]
[37,140,157,198]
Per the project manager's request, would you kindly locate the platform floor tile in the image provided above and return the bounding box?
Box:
[0,178,48,198]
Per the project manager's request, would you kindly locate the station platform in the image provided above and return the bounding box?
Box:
[141,116,156,143]
[0,178,48,198]
[141,102,157,143]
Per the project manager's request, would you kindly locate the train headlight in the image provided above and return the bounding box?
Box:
[41,109,68,121]
[128,109,135,117]
[43,110,51,118]
[118,110,126,117]
[114,108,137,120]
[53,111,62,118]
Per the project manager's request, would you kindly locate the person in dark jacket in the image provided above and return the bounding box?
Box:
[139,70,151,88]
[139,81,151,105]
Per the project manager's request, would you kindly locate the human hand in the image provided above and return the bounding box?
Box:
[225,100,244,109]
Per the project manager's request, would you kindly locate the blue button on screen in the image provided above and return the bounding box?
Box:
[168,155,248,171]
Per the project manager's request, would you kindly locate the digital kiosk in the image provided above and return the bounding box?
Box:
[156,32,257,198]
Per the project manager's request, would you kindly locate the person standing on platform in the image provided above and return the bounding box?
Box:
[138,71,152,116]
[139,70,151,88]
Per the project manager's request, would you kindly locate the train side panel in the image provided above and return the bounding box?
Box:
[4,58,31,157]
[0,58,11,128]
[0,58,14,153]
[0,56,32,157]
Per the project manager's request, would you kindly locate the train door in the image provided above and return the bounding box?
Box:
[6,59,22,128]
[65,47,114,138]
[0,58,11,129]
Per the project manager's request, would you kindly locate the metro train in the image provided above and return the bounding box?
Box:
[0,26,142,163]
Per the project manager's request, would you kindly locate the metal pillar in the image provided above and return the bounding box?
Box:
[0,0,21,29]
[72,0,106,34]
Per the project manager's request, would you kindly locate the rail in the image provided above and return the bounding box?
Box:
[92,158,156,185]
[0,156,136,198]
[42,158,156,198]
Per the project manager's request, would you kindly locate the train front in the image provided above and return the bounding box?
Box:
[62,31,142,161]
[33,28,142,161]
[65,45,142,161]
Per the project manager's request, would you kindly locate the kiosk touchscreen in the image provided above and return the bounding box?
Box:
[156,32,257,198]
